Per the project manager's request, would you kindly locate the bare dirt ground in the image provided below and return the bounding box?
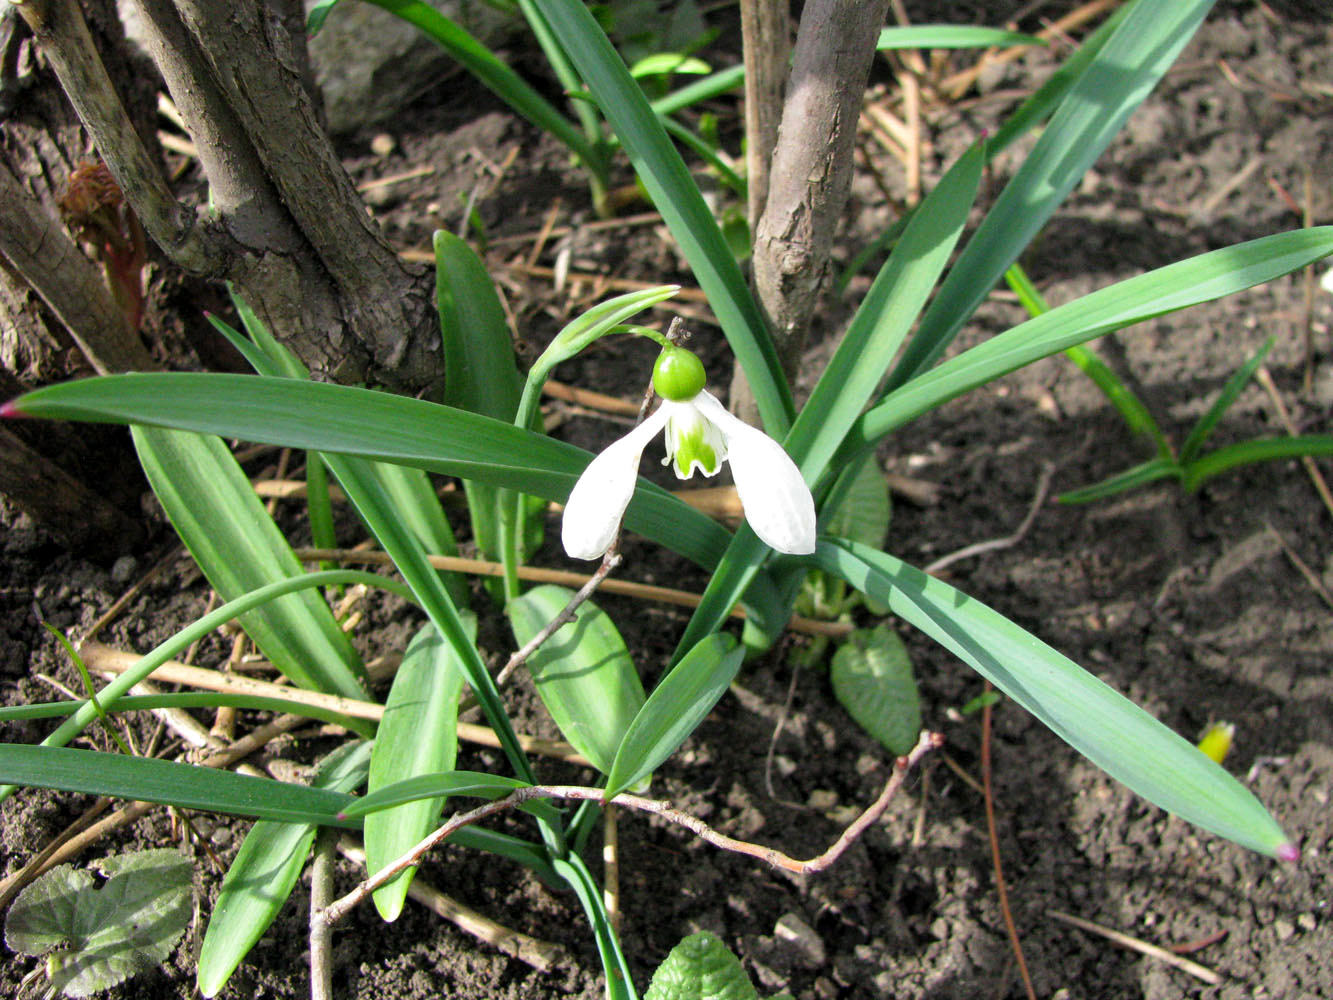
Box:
[2,3,1331,998]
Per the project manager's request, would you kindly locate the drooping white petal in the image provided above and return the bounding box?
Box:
[561,406,672,560]
[693,391,816,555]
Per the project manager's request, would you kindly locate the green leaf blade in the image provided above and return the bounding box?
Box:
[830,626,920,756]
[366,621,468,920]
[606,633,744,797]
[508,586,645,775]
[814,540,1292,857]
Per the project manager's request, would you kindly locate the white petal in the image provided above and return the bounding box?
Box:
[561,407,671,560]
[693,391,816,554]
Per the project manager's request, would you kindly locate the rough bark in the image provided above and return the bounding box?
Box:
[740,0,790,232]
[732,0,888,425]
[12,0,444,394]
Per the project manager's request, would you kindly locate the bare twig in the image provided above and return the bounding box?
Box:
[926,462,1055,574]
[316,731,941,928]
[493,548,623,688]
[82,643,591,766]
[335,839,562,971]
[1264,521,1333,612]
[1255,365,1333,520]
[287,547,852,638]
[1048,909,1223,985]
[603,805,621,938]
[309,831,338,1000]
[982,686,1037,1000]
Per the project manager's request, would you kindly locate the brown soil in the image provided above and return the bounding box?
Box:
[3,4,1332,999]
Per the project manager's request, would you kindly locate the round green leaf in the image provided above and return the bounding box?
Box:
[830,626,921,756]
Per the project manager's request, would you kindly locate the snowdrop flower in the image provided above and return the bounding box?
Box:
[562,347,816,560]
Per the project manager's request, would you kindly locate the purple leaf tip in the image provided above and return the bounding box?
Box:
[0,399,24,419]
[1276,842,1300,863]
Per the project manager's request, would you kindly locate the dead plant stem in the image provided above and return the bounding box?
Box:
[316,731,941,928]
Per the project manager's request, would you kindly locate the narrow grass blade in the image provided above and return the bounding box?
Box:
[552,855,639,1000]
[1056,457,1180,504]
[1182,435,1333,492]
[6,375,731,573]
[0,570,403,803]
[605,633,743,797]
[813,539,1292,857]
[363,0,605,178]
[132,426,369,699]
[882,0,1214,393]
[539,0,793,435]
[1179,336,1274,464]
[338,771,531,817]
[507,586,645,775]
[197,742,370,997]
[0,745,358,826]
[845,228,1333,457]
[1006,263,1171,460]
[217,302,471,604]
[366,621,467,920]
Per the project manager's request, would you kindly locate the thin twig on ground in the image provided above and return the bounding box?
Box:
[309,831,338,1000]
[316,731,942,928]
[1048,909,1223,985]
[1255,365,1333,520]
[982,685,1037,1000]
[1264,521,1333,612]
[287,547,852,638]
[926,462,1055,574]
[335,839,562,971]
[493,548,622,688]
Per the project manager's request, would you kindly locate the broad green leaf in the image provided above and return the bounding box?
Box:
[605,633,743,797]
[366,621,468,920]
[197,742,371,997]
[1182,435,1333,492]
[132,426,369,699]
[845,228,1333,460]
[6,849,191,999]
[6,374,731,575]
[830,626,920,756]
[812,539,1292,857]
[877,25,1042,50]
[645,931,758,1000]
[540,0,793,435]
[507,585,645,774]
[883,0,1215,392]
[1179,336,1274,464]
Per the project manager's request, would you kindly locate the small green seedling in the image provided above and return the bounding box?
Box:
[5,849,192,998]
[646,930,792,1000]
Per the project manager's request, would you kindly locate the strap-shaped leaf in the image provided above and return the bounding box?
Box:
[812,539,1291,857]
[366,621,467,920]
[605,633,743,797]
[882,0,1215,392]
[197,742,371,997]
[845,227,1333,459]
[508,585,645,775]
[132,426,369,699]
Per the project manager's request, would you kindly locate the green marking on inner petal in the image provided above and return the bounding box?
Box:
[673,424,721,478]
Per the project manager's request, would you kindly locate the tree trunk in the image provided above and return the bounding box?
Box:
[731,0,889,426]
[11,0,445,395]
